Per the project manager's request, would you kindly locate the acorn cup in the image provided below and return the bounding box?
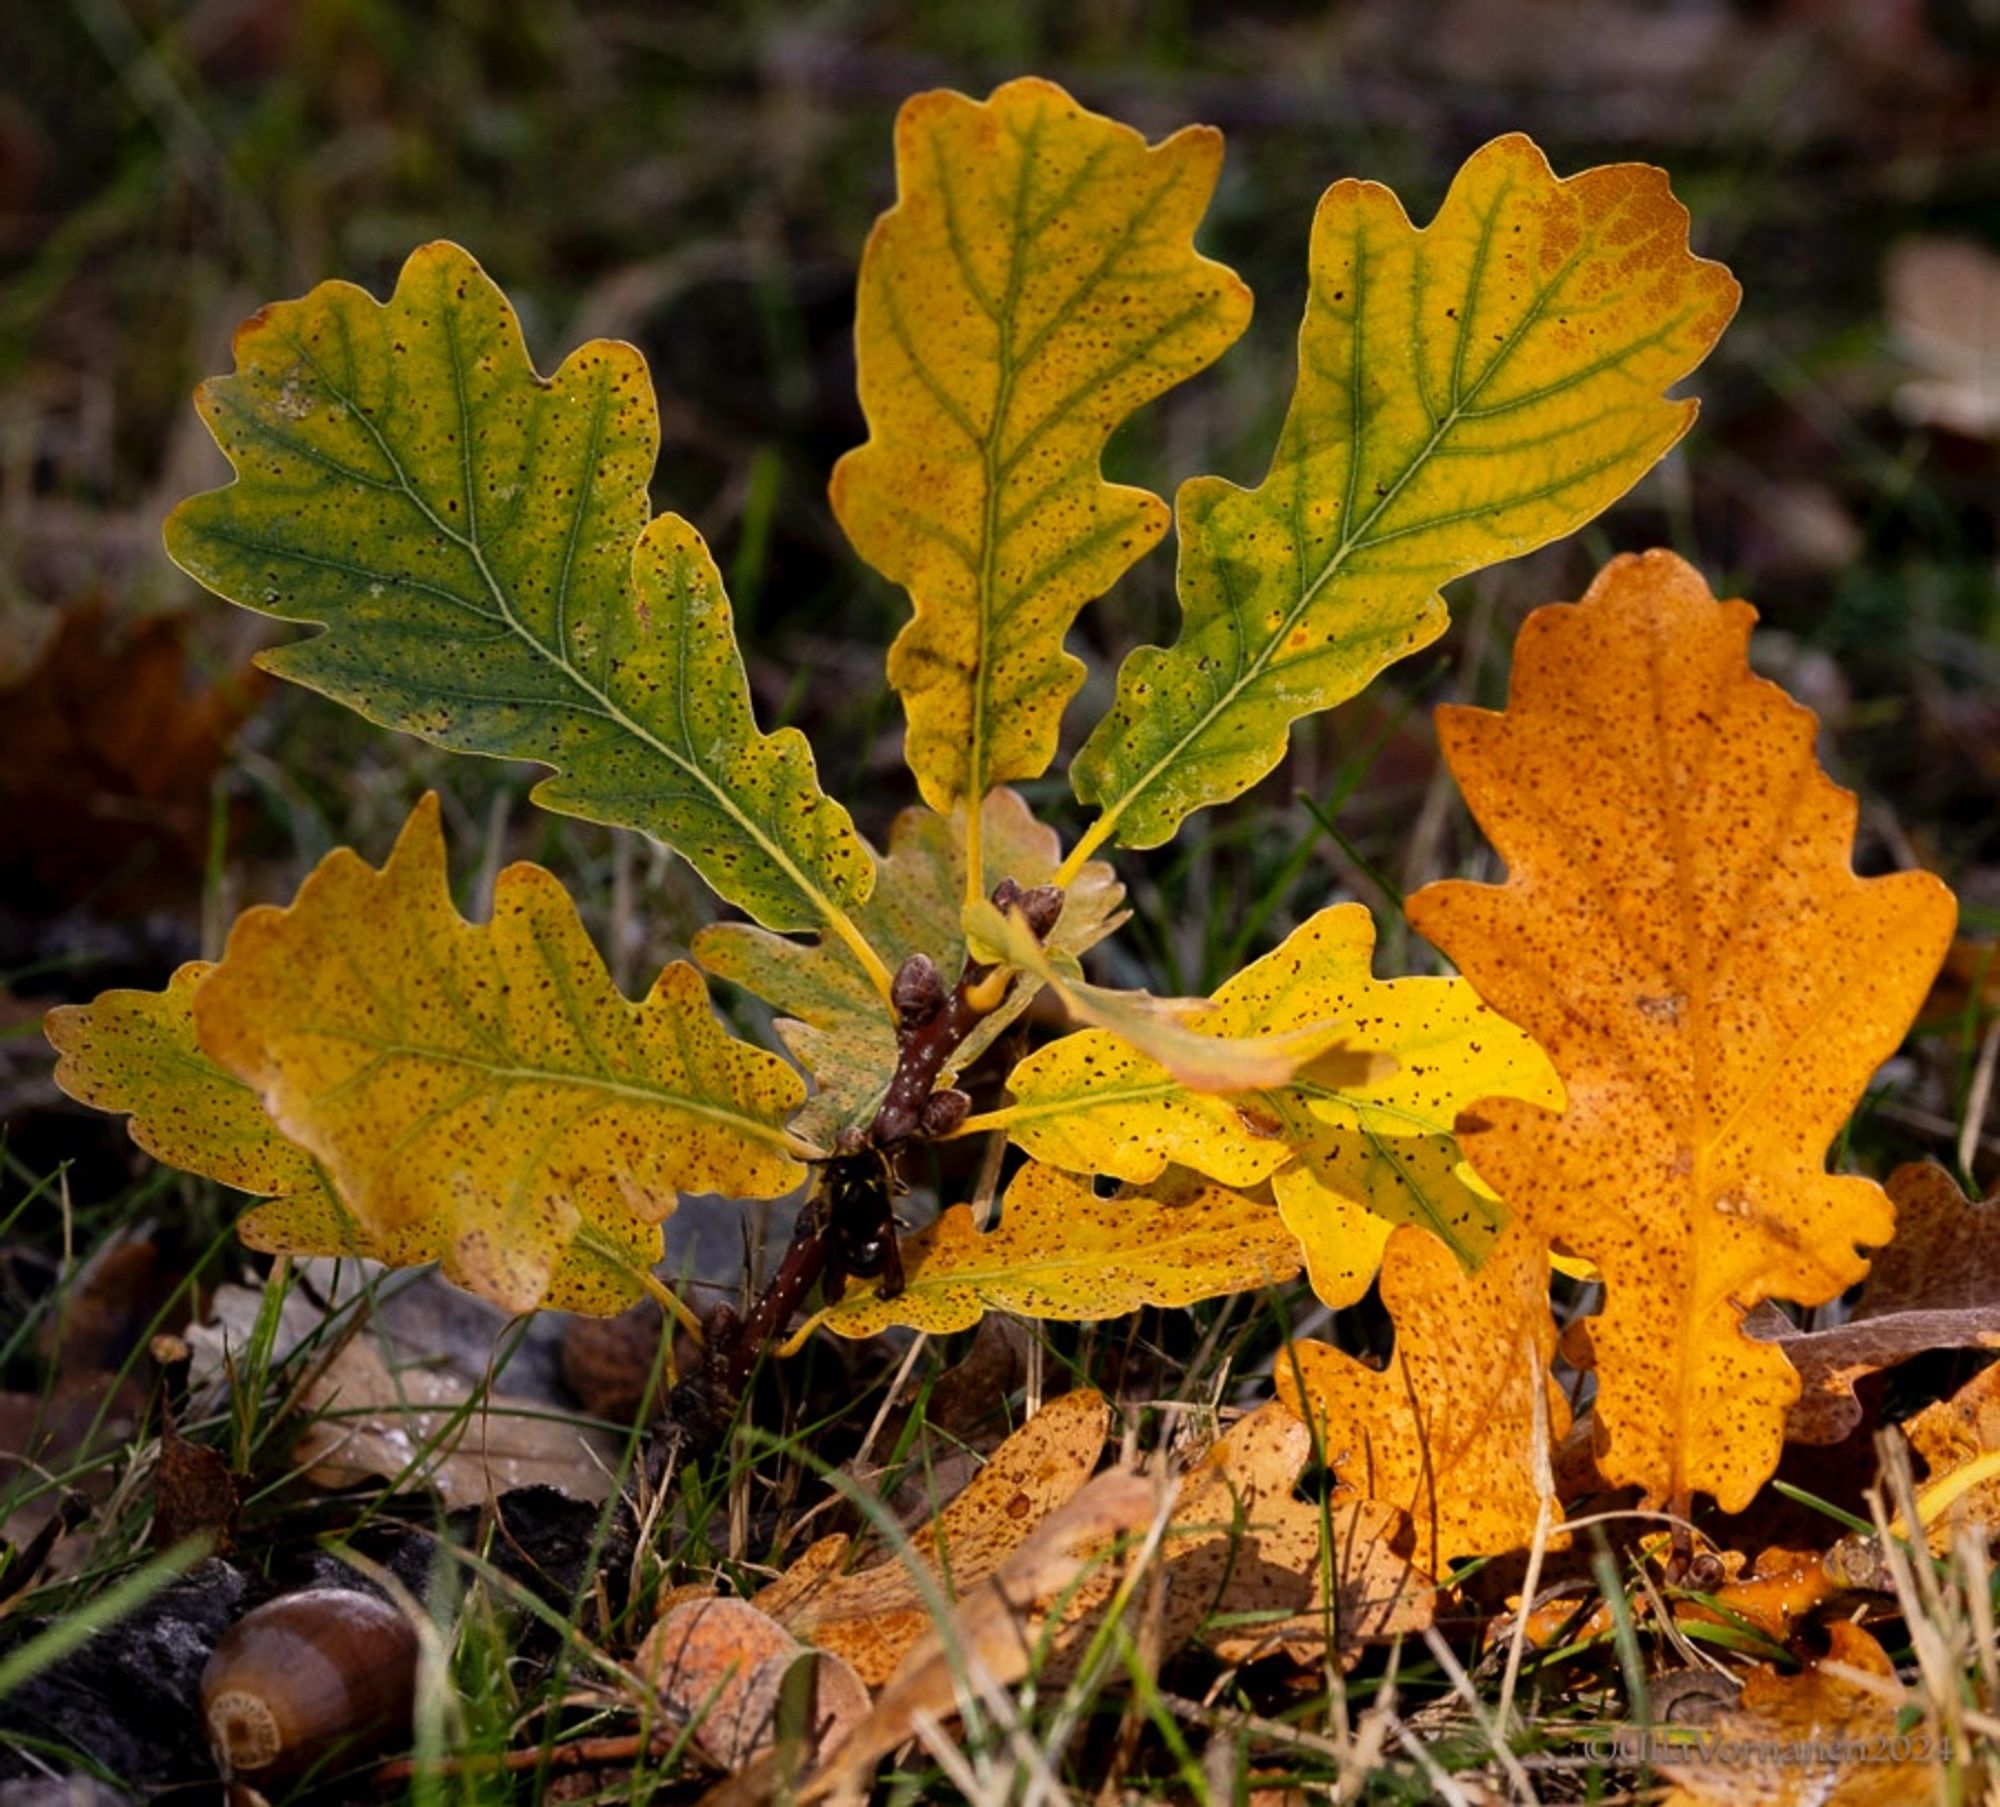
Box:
[200,1588,419,1783]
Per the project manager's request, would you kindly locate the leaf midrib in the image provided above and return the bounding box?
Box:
[306,1027,798,1151]
[1085,178,1640,839]
[268,316,854,944]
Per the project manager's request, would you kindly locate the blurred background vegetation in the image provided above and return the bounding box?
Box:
[4,0,1998,1199]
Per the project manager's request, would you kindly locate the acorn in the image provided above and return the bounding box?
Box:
[200,1588,419,1782]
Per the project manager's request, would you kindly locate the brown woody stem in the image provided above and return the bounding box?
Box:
[649,877,1062,1469]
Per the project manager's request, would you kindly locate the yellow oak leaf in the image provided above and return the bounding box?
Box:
[191,794,809,1316]
[696,787,1124,1142]
[44,963,352,1251]
[971,904,1557,1305]
[813,1163,1301,1339]
[1407,551,1956,1513]
[1067,133,1740,860]
[1274,1222,1569,1571]
[831,77,1251,849]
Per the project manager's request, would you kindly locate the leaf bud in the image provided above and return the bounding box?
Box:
[891,952,946,1027]
[919,1087,972,1138]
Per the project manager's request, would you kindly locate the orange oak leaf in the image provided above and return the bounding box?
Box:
[1408,551,1956,1513]
[1657,1621,1944,1806]
[1901,1357,2000,1551]
[1272,1222,1567,1570]
[751,1388,1111,1686]
[1156,1400,1433,1668]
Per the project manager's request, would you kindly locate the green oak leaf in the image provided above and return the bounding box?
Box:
[1068,134,1740,855]
[166,241,881,969]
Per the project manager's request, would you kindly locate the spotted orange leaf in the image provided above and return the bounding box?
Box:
[1408,551,1956,1512]
[1274,1222,1567,1570]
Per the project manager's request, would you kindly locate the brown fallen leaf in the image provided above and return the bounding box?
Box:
[1749,1301,2000,1446]
[152,1411,239,1554]
[1861,1162,2000,1320]
[1752,1164,2000,1445]
[633,1597,868,1775]
[1887,237,2000,440]
[753,1389,1112,1685]
[802,1470,1161,1804]
[1657,1621,1944,1806]
[0,599,263,911]
[1155,1400,1433,1668]
[293,1328,619,1508]
[1272,1222,1568,1570]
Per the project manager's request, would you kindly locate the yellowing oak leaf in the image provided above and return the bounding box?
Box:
[44,963,352,1251]
[1069,134,1740,857]
[831,77,1251,841]
[696,787,1124,1141]
[1274,1223,1568,1571]
[814,1164,1300,1339]
[1407,551,1957,1513]
[976,904,1556,1303]
[192,794,809,1316]
[166,243,880,969]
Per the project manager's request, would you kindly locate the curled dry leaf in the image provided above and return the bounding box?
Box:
[802,1470,1161,1804]
[1657,1621,1943,1807]
[634,1597,868,1776]
[1408,550,1956,1513]
[1157,1400,1433,1668]
[1901,1358,2000,1552]
[191,794,807,1316]
[753,1388,1112,1686]
[1750,1301,2000,1447]
[813,1163,1301,1339]
[1758,1162,2000,1444]
[760,1391,1430,1729]
[1274,1222,1567,1570]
